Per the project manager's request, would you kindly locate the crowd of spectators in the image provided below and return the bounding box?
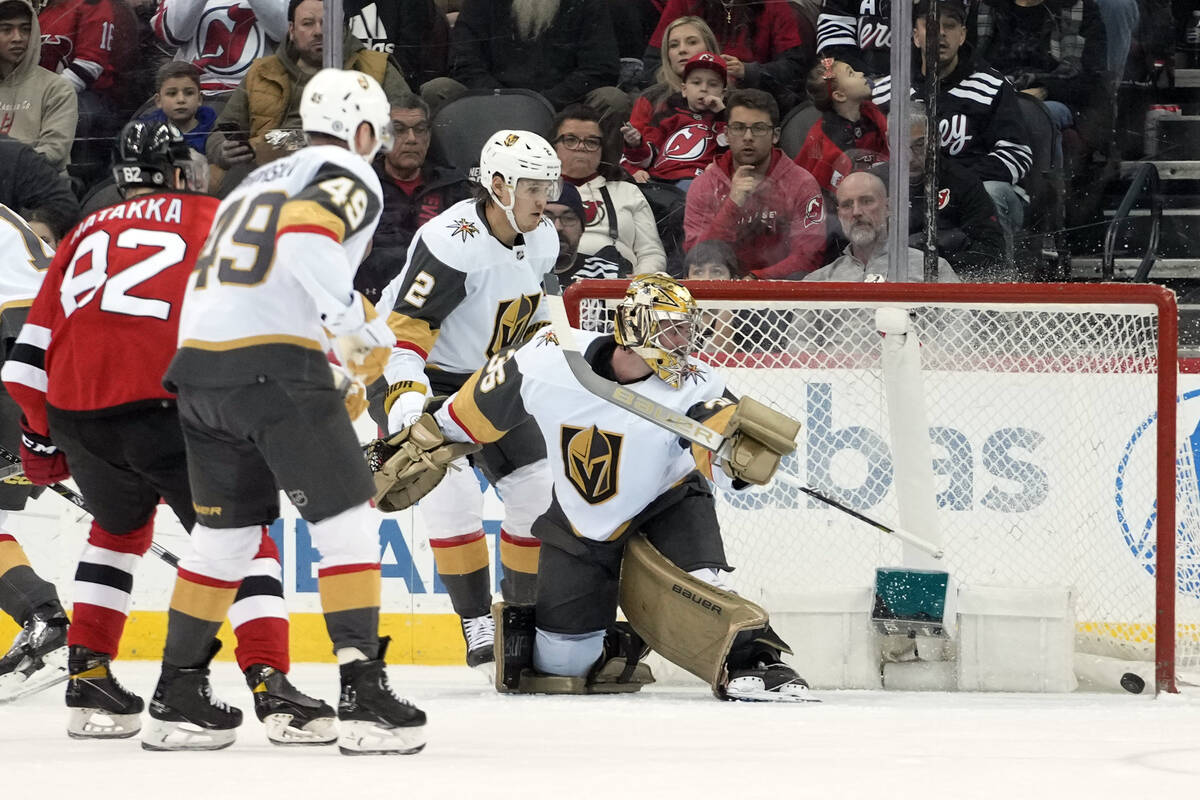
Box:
[0,0,1189,299]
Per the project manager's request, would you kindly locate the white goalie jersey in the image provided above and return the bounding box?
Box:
[380,198,558,391]
[434,328,742,542]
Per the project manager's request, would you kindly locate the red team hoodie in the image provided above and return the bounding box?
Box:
[684,149,827,278]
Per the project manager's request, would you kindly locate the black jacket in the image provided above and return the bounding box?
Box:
[345,0,450,89]
[0,136,80,234]
[353,162,473,304]
[909,158,1006,280]
[449,0,620,109]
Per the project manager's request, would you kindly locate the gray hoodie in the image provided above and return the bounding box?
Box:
[0,0,78,170]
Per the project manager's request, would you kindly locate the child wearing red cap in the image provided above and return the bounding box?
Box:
[620,52,729,187]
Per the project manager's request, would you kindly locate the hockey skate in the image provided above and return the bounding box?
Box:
[245,664,336,746]
[0,607,69,704]
[724,662,819,703]
[337,637,426,756]
[65,646,144,738]
[461,613,495,682]
[142,641,243,751]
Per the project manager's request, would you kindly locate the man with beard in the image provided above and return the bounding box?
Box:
[805,170,957,281]
[683,89,827,278]
[423,0,628,125]
[544,182,597,287]
[207,0,409,176]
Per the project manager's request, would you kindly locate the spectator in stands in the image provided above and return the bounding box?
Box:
[353,95,472,305]
[794,56,888,195]
[608,0,661,89]
[126,0,173,115]
[621,51,727,187]
[427,0,630,128]
[684,89,827,278]
[806,170,957,281]
[552,103,666,275]
[153,0,288,102]
[207,0,409,175]
[0,134,79,228]
[974,0,1109,170]
[0,1,76,171]
[906,102,1006,281]
[912,0,1031,259]
[816,0,895,79]
[345,0,449,90]
[545,182,589,286]
[141,61,217,155]
[684,238,739,279]
[646,0,811,109]
[21,206,63,246]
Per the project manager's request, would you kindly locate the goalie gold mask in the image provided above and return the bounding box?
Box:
[613,273,701,388]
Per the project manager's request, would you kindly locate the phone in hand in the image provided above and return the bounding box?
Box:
[216,121,249,146]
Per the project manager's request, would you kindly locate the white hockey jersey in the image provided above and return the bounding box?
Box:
[168,144,383,387]
[380,198,558,391]
[0,205,53,314]
[435,329,738,542]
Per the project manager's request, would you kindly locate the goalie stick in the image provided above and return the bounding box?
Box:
[541,275,944,561]
[0,445,180,568]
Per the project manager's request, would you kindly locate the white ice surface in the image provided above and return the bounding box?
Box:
[3,663,1199,800]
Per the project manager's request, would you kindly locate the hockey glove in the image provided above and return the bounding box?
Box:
[718,398,800,486]
[19,418,69,486]
[366,413,480,512]
[330,363,369,421]
[332,295,394,385]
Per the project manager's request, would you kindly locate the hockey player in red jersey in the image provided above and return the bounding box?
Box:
[1,120,335,744]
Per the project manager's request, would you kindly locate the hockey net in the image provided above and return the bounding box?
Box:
[566,280,1197,692]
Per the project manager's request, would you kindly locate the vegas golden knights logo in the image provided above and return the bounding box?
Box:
[487,293,542,356]
[561,425,623,504]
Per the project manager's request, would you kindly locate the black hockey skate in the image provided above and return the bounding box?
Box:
[724,662,818,703]
[0,606,69,704]
[245,664,336,746]
[461,613,495,681]
[337,637,426,756]
[66,646,144,738]
[142,641,243,751]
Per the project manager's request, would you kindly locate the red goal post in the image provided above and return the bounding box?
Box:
[564,279,1188,693]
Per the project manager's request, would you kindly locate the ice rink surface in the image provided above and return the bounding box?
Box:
[3,663,1199,800]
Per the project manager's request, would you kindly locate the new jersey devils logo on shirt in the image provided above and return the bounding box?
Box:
[937,188,950,210]
[662,124,714,162]
[197,5,264,78]
[39,34,74,71]
[582,200,603,227]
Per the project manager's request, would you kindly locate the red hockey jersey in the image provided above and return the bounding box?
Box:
[622,93,726,181]
[39,0,137,96]
[3,193,219,437]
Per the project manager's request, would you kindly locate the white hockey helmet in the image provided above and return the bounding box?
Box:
[478,130,562,231]
[300,68,394,161]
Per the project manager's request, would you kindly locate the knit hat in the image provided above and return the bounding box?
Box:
[683,52,728,84]
[550,182,586,224]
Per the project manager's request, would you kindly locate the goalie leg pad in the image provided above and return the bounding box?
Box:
[619,534,769,692]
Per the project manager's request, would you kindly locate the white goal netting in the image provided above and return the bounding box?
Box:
[574,282,1199,683]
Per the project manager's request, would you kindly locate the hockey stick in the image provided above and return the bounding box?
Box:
[541,275,944,560]
[0,445,180,568]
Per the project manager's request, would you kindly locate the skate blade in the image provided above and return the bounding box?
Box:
[263,713,338,746]
[67,707,142,739]
[337,719,426,755]
[470,659,496,685]
[725,677,821,704]
[0,646,69,704]
[141,718,238,751]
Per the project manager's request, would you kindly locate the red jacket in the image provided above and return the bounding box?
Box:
[622,93,726,181]
[39,0,137,97]
[649,0,805,67]
[794,102,889,194]
[684,150,826,278]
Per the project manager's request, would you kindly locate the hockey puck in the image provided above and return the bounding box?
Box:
[1120,672,1146,694]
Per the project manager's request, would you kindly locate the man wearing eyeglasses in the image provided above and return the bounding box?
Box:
[683,89,827,278]
[354,96,472,309]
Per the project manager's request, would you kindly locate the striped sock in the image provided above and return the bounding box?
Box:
[0,532,60,623]
[499,528,539,605]
[163,568,240,668]
[68,520,152,657]
[230,531,289,673]
[318,563,381,658]
[430,530,491,619]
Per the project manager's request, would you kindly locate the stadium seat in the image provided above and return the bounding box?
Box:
[779,102,819,160]
[428,89,556,175]
[636,181,689,277]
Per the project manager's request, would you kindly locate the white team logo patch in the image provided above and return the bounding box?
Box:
[287,489,308,507]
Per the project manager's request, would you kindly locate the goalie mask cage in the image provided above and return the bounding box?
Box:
[565,280,1195,693]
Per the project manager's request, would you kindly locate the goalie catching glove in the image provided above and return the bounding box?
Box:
[709,397,800,486]
[366,413,480,512]
[330,294,394,385]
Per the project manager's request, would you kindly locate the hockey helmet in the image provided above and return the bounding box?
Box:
[613,273,701,388]
[300,68,394,161]
[112,120,193,197]
[478,130,562,232]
